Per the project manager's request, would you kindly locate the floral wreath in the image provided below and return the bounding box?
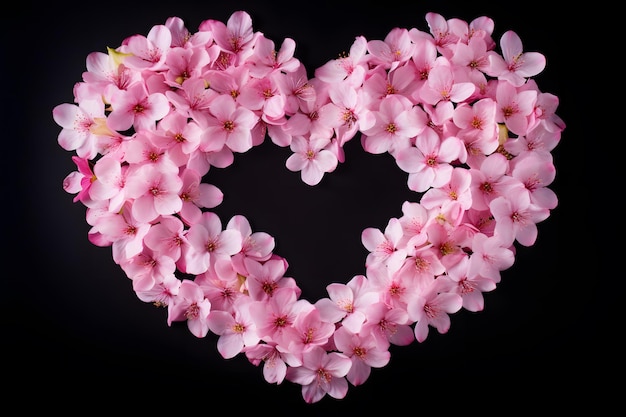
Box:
[53,10,564,403]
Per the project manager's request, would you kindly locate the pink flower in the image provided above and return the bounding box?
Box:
[165,77,219,122]
[143,215,188,263]
[63,156,95,204]
[167,279,212,338]
[201,10,257,63]
[486,30,546,87]
[178,168,223,225]
[163,46,211,87]
[227,215,276,276]
[333,325,391,386]
[315,274,378,333]
[250,287,308,344]
[245,342,302,385]
[395,134,465,192]
[361,302,415,349]
[282,307,336,357]
[285,345,352,403]
[495,79,537,136]
[421,167,473,211]
[107,83,170,132]
[243,257,296,302]
[490,187,549,247]
[201,94,259,153]
[285,135,338,186]
[509,151,558,210]
[53,100,106,159]
[419,63,475,105]
[467,232,515,283]
[120,24,172,71]
[124,164,183,223]
[183,211,243,275]
[362,217,407,269]
[314,35,369,87]
[207,297,260,359]
[361,95,426,154]
[366,27,415,71]
[406,278,463,343]
[437,254,496,312]
[248,35,300,78]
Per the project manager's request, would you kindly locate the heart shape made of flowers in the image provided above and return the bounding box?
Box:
[53,10,565,404]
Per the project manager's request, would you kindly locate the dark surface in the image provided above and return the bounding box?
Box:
[7,1,607,413]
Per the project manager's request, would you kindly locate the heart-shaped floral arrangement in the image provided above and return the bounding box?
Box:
[53,10,565,403]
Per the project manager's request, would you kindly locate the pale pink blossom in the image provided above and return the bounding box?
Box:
[107,83,170,132]
[467,232,515,283]
[196,257,245,312]
[244,342,302,385]
[178,168,223,225]
[94,201,151,264]
[285,135,338,186]
[124,163,183,223]
[469,152,524,211]
[248,35,300,78]
[282,307,336,357]
[250,287,310,344]
[367,27,415,71]
[406,278,463,343]
[421,167,473,210]
[120,24,172,71]
[227,215,276,276]
[333,326,391,386]
[237,73,287,124]
[494,79,537,136]
[244,257,290,302]
[163,46,211,87]
[201,10,257,64]
[143,214,188,262]
[486,30,546,87]
[53,100,107,159]
[395,134,465,192]
[89,155,129,212]
[419,63,475,105]
[509,151,557,210]
[318,82,375,148]
[360,302,415,349]
[165,77,219,122]
[314,35,369,87]
[121,247,177,293]
[184,211,243,275]
[135,273,181,306]
[424,12,461,58]
[490,187,549,247]
[398,201,431,248]
[362,217,407,269]
[167,279,212,338]
[285,345,352,403]
[202,94,259,153]
[124,131,179,174]
[315,274,378,333]
[361,95,426,154]
[395,245,444,292]
[207,297,260,359]
[437,254,496,312]
[82,50,141,97]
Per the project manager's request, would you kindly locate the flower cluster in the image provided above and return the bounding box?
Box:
[53,10,564,403]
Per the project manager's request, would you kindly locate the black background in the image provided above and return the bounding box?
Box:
[6,1,609,413]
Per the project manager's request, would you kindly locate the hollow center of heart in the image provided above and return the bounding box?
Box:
[208,136,418,301]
